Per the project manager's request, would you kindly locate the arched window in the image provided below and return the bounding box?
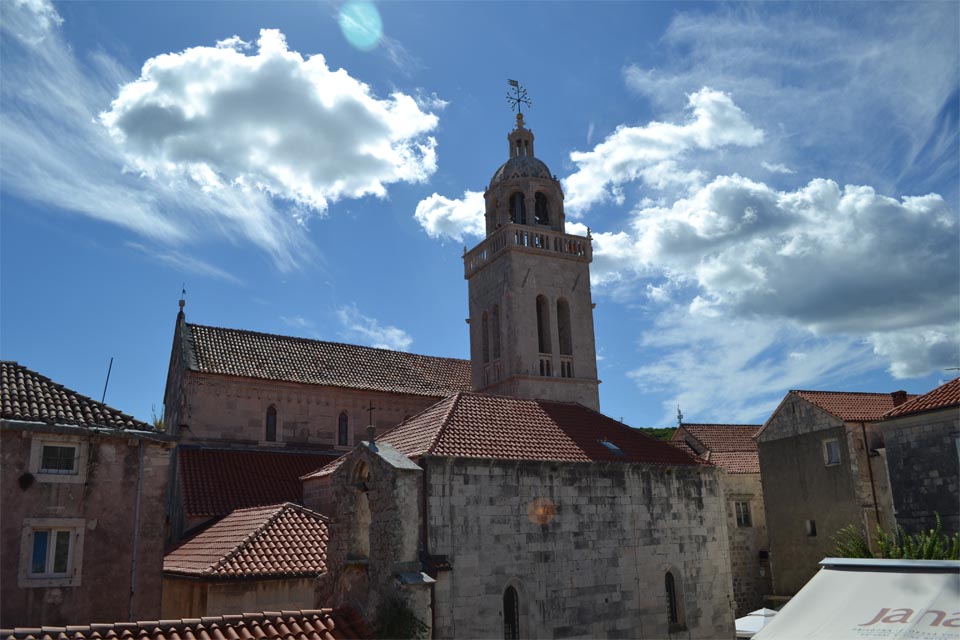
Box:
[503,586,520,640]
[481,311,490,364]
[509,192,526,225]
[338,412,349,446]
[491,305,501,360]
[536,295,551,354]
[534,192,549,226]
[665,571,681,626]
[265,406,277,442]
[557,299,572,356]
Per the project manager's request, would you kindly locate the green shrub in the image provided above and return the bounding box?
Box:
[374,595,429,640]
[832,513,959,560]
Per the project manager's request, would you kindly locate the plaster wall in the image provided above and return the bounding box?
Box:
[883,408,960,536]
[424,457,734,639]
[719,472,771,616]
[0,425,172,626]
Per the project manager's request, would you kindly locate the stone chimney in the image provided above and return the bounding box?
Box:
[891,390,908,407]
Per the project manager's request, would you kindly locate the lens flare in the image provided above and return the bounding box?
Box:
[338,1,383,52]
[527,497,557,526]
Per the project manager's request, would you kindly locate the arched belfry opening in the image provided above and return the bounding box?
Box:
[535,192,549,226]
[350,461,371,559]
[509,192,526,225]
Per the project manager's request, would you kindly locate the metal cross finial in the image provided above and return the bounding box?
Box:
[506,79,532,115]
[365,400,378,425]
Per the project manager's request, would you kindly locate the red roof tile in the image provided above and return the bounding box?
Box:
[180,448,339,518]
[884,377,960,419]
[704,451,760,474]
[793,390,915,422]
[165,503,328,579]
[1,608,371,640]
[672,424,760,452]
[372,392,702,466]
[1,361,152,431]
[186,323,471,397]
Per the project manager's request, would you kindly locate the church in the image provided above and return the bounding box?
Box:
[164,109,735,637]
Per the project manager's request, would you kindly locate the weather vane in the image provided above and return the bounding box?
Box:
[506,79,532,115]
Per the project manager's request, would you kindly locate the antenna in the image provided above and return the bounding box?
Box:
[506,79,532,115]
[101,357,114,404]
[676,405,684,427]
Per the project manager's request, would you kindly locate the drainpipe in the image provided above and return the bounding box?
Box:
[128,439,145,620]
[860,423,881,531]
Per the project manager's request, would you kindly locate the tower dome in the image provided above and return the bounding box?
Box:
[489,156,553,187]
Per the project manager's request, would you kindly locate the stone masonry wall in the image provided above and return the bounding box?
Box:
[423,457,734,639]
[175,372,443,447]
[1,426,172,626]
[883,408,960,536]
[719,472,771,617]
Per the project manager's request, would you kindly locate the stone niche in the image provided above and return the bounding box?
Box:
[314,440,433,633]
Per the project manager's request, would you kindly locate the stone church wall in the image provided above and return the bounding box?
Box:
[422,457,734,639]
[174,372,443,448]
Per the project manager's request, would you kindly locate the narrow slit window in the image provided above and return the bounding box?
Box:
[265,406,277,442]
[557,298,572,356]
[666,572,679,625]
[492,305,501,359]
[536,295,551,354]
[338,412,349,446]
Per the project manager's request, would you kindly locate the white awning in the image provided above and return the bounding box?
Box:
[736,608,778,638]
[755,558,960,639]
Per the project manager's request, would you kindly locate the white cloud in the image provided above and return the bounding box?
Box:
[562,88,764,214]
[622,4,959,201]
[628,308,879,424]
[589,174,958,379]
[336,304,413,352]
[413,190,485,242]
[1,1,442,273]
[761,161,795,175]
[125,242,243,285]
[100,28,440,214]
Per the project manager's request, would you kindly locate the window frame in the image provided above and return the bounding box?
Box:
[18,518,85,588]
[664,569,686,630]
[734,500,753,528]
[822,438,841,466]
[29,435,88,484]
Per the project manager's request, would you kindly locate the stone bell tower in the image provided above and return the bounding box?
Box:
[463,111,600,410]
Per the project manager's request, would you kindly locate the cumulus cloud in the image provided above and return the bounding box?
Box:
[562,88,764,214]
[336,304,413,352]
[1,1,442,273]
[589,175,958,378]
[413,190,485,242]
[100,28,439,214]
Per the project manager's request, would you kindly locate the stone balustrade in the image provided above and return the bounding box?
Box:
[464,224,591,278]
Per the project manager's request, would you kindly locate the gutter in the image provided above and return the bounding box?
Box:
[859,422,881,530]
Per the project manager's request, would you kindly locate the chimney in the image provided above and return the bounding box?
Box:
[891,390,908,407]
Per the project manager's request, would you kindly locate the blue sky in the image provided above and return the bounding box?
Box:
[2,0,957,428]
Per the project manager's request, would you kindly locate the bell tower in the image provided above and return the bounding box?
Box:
[463,104,600,410]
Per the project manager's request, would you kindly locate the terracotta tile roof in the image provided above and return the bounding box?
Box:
[1,361,152,431]
[185,323,471,397]
[793,390,916,422]
[180,448,339,518]
[673,423,761,452]
[371,392,702,466]
[1,608,371,640]
[165,503,328,579]
[703,451,760,474]
[884,377,960,419]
